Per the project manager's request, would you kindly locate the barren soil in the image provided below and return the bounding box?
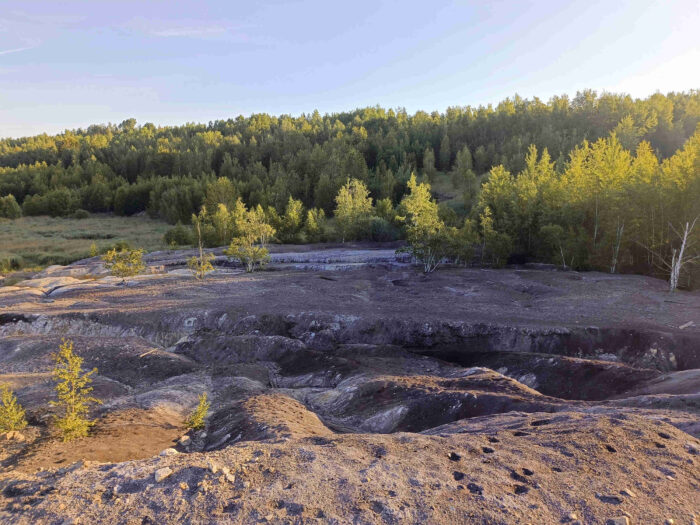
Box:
[0,245,698,524]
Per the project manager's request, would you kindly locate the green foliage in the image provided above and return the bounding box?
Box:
[399,174,451,273]
[101,247,146,279]
[203,177,238,213]
[224,201,275,272]
[185,392,210,430]
[225,240,270,272]
[187,252,215,279]
[479,206,513,268]
[0,215,169,271]
[369,217,400,242]
[423,147,437,181]
[304,208,326,243]
[72,209,90,219]
[0,384,28,433]
[50,339,101,442]
[164,222,195,246]
[89,242,98,258]
[0,194,22,219]
[448,219,480,265]
[276,197,305,243]
[334,179,374,242]
[22,188,76,217]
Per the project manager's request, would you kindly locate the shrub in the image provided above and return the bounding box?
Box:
[44,188,76,217]
[304,208,326,243]
[0,255,24,273]
[164,222,194,246]
[225,239,270,272]
[21,188,76,217]
[0,194,22,219]
[0,384,28,432]
[50,339,101,441]
[113,181,153,216]
[399,174,450,273]
[80,180,112,212]
[369,217,400,242]
[89,242,99,258]
[110,240,132,251]
[334,179,374,241]
[185,392,210,430]
[101,247,145,279]
[224,202,275,272]
[72,209,90,219]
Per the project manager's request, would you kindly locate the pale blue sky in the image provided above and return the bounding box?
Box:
[1,0,699,138]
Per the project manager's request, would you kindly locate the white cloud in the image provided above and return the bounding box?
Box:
[151,25,228,38]
[0,45,35,56]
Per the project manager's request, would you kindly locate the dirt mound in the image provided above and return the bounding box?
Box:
[2,412,698,524]
[207,394,333,447]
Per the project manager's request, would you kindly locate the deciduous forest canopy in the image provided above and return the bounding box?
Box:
[1,90,699,285]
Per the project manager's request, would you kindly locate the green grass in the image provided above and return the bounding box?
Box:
[0,214,171,271]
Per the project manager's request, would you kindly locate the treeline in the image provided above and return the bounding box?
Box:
[0,90,698,222]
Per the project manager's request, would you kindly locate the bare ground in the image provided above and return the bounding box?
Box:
[0,246,698,524]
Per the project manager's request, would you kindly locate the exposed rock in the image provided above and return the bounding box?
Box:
[2,431,26,441]
[154,467,173,482]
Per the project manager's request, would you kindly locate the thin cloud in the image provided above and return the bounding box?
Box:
[0,45,34,56]
[126,17,234,39]
[151,25,228,38]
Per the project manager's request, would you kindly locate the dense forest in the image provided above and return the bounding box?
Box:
[1,90,699,285]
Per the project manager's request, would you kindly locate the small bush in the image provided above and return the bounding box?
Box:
[0,255,24,273]
[369,217,400,242]
[0,195,22,219]
[185,392,210,430]
[188,252,215,279]
[72,209,90,219]
[110,240,132,251]
[224,239,269,272]
[50,339,101,441]
[164,223,194,246]
[101,247,145,279]
[0,384,28,432]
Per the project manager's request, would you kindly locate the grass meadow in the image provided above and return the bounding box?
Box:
[0,214,171,272]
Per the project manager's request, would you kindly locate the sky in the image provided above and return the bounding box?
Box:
[1,0,699,138]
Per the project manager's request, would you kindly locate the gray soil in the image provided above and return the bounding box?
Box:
[0,245,698,524]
